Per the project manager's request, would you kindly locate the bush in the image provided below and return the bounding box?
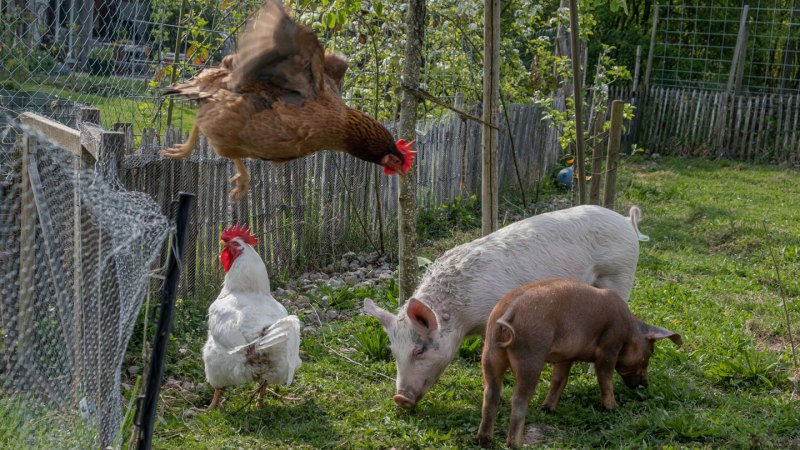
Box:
[30,50,56,75]
[417,194,480,242]
[4,57,29,82]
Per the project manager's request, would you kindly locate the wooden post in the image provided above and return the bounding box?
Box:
[482,0,500,234]
[76,0,93,71]
[588,113,604,205]
[16,134,36,376]
[727,5,750,95]
[603,101,624,209]
[568,0,587,204]
[113,122,135,154]
[633,45,642,93]
[643,5,659,91]
[397,0,426,304]
[779,7,800,94]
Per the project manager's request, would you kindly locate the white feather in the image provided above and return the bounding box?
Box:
[203,239,302,388]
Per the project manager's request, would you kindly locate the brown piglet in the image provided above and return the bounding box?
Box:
[477,278,682,449]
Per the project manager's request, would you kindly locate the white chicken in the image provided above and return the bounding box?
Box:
[203,224,302,409]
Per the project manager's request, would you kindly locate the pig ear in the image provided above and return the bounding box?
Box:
[644,324,683,347]
[363,299,396,330]
[407,298,438,336]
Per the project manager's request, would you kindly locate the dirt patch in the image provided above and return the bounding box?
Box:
[524,424,556,446]
[745,318,794,353]
[633,169,673,181]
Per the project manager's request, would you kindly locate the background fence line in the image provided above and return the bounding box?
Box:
[641,86,800,163]
[120,103,561,294]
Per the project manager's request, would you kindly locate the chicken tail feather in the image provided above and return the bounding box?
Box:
[227,316,301,355]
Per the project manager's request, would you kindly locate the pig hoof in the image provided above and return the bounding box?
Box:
[393,393,416,409]
[541,405,557,414]
[476,434,492,448]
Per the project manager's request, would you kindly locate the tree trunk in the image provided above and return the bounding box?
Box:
[482,0,500,235]
[397,0,426,304]
[568,0,587,204]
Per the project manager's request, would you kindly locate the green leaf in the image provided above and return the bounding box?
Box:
[324,11,336,28]
[417,256,433,269]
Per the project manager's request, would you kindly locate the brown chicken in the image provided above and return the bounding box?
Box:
[160,1,415,201]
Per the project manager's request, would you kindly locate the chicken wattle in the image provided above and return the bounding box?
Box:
[202,224,302,409]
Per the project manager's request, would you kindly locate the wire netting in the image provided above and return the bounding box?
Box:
[0,115,170,448]
[650,1,800,94]
[0,0,488,138]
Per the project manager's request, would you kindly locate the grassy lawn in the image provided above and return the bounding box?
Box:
[15,75,197,136]
[133,157,800,449]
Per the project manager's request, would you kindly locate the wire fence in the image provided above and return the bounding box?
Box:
[650,2,800,95]
[0,114,171,448]
[0,0,485,140]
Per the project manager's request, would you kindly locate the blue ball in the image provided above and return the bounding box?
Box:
[557,166,573,189]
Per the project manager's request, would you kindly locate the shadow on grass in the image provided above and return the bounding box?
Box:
[222,398,339,446]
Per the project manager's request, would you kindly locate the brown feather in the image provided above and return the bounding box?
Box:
[162,0,408,194]
[323,52,349,94]
[229,1,324,98]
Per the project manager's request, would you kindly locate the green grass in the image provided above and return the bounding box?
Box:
[134,157,799,449]
[16,75,198,137]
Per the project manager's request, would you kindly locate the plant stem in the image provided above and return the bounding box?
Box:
[763,220,798,372]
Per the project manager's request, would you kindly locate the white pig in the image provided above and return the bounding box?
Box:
[364,205,648,408]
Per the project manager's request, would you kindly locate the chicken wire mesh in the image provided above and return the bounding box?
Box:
[1,0,558,297]
[0,115,170,448]
[0,0,486,138]
[650,1,800,94]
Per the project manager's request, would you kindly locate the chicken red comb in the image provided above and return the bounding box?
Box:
[396,139,416,174]
[220,223,257,246]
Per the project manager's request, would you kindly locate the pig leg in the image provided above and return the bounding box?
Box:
[594,351,618,410]
[506,355,545,449]
[477,350,509,448]
[542,361,573,413]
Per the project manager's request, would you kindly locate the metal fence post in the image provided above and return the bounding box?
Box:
[136,192,195,450]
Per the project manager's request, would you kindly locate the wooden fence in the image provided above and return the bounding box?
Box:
[639,86,800,163]
[120,103,561,293]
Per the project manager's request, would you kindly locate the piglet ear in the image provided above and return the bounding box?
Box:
[644,324,683,347]
[363,299,396,331]
[407,298,438,336]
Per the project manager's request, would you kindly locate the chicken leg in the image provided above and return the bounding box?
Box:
[209,387,225,410]
[228,158,250,202]
[160,124,200,159]
[256,382,268,408]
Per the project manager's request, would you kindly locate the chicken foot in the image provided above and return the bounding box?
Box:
[228,158,250,203]
[160,124,200,159]
[256,382,268,408]
[209,387,225,410]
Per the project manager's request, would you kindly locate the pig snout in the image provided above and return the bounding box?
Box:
[621,371,649,389]
[393,390,416,409]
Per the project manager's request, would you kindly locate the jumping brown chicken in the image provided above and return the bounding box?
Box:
[160,1,415,201]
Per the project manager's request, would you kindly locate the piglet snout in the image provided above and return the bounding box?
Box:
[393,391,416,409]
